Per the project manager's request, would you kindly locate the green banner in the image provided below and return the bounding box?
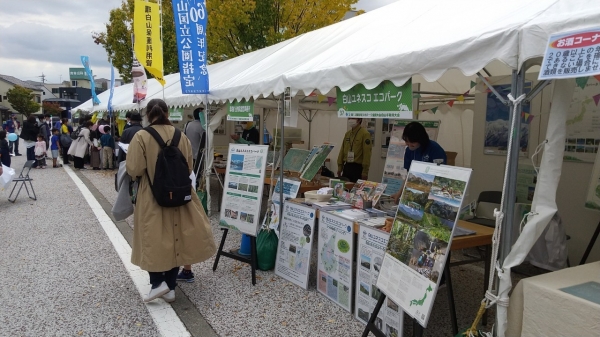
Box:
[337,80,413,119]
[118,111,127,121]
[169,108,183,121]
[393,120,439,128]
[227,99,254,121]
[69,67,89,80]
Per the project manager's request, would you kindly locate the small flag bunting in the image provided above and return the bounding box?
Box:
[594,75,600,83]
[413,93,422,98]
[456,95,465,102]
[576,77,589,90]
[327,97,336,106]
[593,93,600,106]
[470,80,477,88]
[431,107,438,114]
[447,100,455,108]
[317,95,326,103]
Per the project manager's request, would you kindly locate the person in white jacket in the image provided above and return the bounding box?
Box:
[67,121,94,169]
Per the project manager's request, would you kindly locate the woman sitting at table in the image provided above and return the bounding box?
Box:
[393,122,447,204]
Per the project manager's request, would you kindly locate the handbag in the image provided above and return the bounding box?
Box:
[60,134,72,147]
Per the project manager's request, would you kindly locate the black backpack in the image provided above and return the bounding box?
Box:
[144,126,192,207]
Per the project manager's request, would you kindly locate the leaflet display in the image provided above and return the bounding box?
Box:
[275,202,316,289]
[219,144,269,236]
[265,178,302,233]
[355,225,403,336]
[376,162,471,327]
[317,212,355,312]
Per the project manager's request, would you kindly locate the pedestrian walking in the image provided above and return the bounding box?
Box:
[126,98,216,303]
[4,115,21,156]
[34,134,47,169]
[100,126,115,170]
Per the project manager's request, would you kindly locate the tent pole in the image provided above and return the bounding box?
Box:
[280,89,288,222]
[495,69,525,335]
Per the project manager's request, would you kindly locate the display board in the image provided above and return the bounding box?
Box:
[381,120,440,195]
[585,147,600,211]
[539,27,600,80]
[355,225,403,336]
[337,80,413,119]
[300,144,335,181]
[376,162,471,327]
[317,212,355,312]
[484,83,531,156]
[265,178,302,233]
[227,99,254,121]
[275,202,316,289]
[517,162,537,204]
[219,144,269,236]
[564,76,600,163]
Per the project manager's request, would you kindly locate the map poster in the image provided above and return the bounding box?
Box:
[355,225,403,337]
[382,120,440,195]
[564,76,600,163]
[585,147,600,211]
[219,144,269,236]
[317,212,355,312]
[376,162,471,327]
[265,178,302,233]
[516,162,537,203]
[484,83,531,157]
[275,203,316,289]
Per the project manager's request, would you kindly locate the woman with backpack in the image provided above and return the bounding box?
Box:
[20,115,40,167]
[126,98,216,303]
[68,120,94,169]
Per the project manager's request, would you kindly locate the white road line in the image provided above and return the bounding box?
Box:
[64,166,191,337]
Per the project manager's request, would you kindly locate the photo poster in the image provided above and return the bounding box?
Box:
[484,82,532,156]
[563,76,600,163]
[376,161,471,327]
[355,225,403,336]
[300,144,335,181]
[265,178,302,233]
[317,212,355,312]
[585,147,600,211]
[219,144,270,236]
[516,162,537,204]
[275,202,316,289]
[382,120,440,195]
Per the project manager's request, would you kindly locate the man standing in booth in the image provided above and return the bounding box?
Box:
[337,118,372,183]
[230,121,259,145]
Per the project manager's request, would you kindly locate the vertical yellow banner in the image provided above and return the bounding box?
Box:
[134,0,165,85]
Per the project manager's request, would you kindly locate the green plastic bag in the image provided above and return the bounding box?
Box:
[256,228,278,271]
[196,189,208,213]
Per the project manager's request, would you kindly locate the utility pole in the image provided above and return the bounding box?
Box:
[38,73,46,83]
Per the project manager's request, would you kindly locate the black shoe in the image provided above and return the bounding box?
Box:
[15,153,22,156]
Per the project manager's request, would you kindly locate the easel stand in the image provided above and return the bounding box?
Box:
[580,220,600,265]
[361,253,458,337]
[212,228,258,285]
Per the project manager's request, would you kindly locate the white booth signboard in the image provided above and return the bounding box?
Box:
[317,212,354,312]
[219,144,269,236]
[376,162,471,327]
[274,202,316,289]
[539,27,600,80]
[355,224,403,336]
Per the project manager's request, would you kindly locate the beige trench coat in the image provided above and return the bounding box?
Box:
[67,127,93,158]
[126,125,216,272]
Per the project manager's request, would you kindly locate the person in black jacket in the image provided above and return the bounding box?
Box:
[20,115,40,167]
[117,112,143,163]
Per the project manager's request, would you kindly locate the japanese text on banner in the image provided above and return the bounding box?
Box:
[172,0,209,94]
[539,28,600,80]
[134,0,165,85]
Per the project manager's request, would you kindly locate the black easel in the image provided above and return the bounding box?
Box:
[580,220,600,265]
[361,252,458,337]
[212,228,258,285]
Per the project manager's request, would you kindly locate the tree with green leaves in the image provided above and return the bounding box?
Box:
[93,0,360,80]
[6,86,41,117]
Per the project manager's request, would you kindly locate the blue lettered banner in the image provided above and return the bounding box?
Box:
[107,63,115,117]
[80,56,101,104]
[172,0,209,94]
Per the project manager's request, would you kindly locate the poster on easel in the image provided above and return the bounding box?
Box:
[563,76,600,163]
[264,178,302,233]
[381,120,440,195]
[585,147,600,211]
[219,144,269,236]
[317,212,354,312]
[275,202,316,289]
[376,161,471,327]
[355,225,403,336]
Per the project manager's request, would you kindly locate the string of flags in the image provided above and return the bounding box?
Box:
[415,79,478,117]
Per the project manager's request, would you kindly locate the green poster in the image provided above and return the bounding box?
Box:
[516,162,537,203]
[227,99,254,121]
[169,108,183,121]
[118,111,127,121]
[337,80,413,119]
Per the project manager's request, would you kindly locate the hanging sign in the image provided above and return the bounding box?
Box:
[274,202,316,289]
[376,162,471,327]
[134,0,164,85]
[227,100,254,121]
[355,225,403,335]
[169,108,183,121]
[337,80,413,119]
[539,27,600,80]
[118,111,127,121]
[219,144,269,236]
[172,0,209,94]
[317,212,354,312]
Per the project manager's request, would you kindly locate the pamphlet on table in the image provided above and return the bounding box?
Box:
[264,178,302,234]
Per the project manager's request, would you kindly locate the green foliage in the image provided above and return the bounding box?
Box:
[420,213,451,243]
[42,102,63,116]
[6,86,41,117]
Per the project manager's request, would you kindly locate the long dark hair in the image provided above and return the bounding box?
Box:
[146,99,172,126]
[402,122,430,148]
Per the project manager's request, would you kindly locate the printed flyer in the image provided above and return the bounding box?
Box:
[265,178,302,233]
[381,120,440,195]
[516,162,537,203]
[219,144,269,236]
[563,76,600,163]
[376,161,471,326]
[275,203,316,289]
[317,212,355,312]
[585,147,600,211]
[355,225,403,337]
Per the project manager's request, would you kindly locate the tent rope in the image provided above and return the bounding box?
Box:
[463,93,526,337]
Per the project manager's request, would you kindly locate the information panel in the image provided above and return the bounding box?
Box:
[355,225,403,337]
[317,212,355,312]
[275,202,316,289]
[219,144,269,236]
[376,162,471,327]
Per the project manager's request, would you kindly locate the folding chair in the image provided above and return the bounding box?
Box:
[8,160,37,203]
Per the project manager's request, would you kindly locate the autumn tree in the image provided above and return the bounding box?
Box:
[93,0,359,78]
[42,102,63,116]
[6,86,41,117]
